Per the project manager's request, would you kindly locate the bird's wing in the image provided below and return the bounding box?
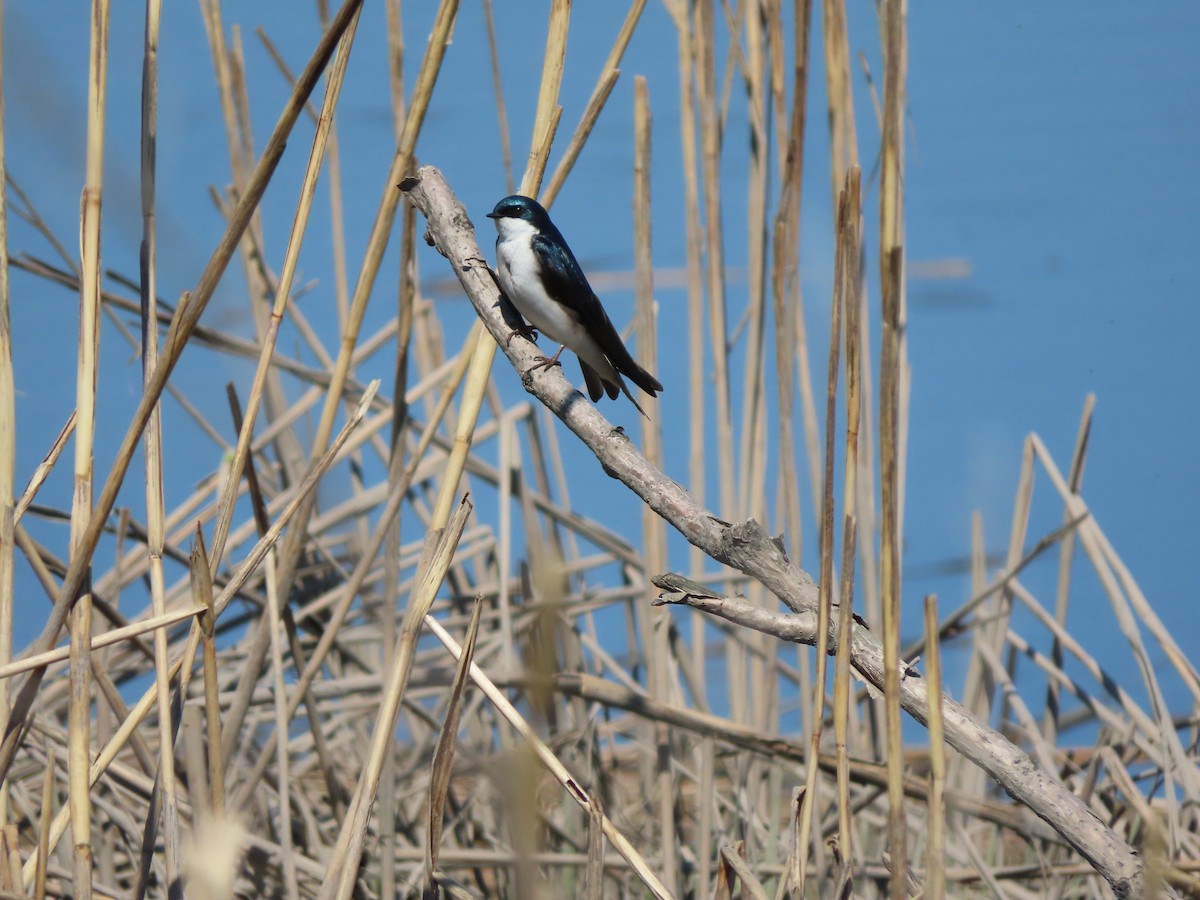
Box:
[530,232,607,323]
[531,230,663,400]
[531,234,640,361]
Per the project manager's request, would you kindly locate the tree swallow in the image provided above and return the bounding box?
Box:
[487,195,663,417]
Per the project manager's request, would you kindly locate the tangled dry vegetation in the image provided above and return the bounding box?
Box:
[0,0,1193,898]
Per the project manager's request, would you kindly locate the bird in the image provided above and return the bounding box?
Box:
[487,194,662,417]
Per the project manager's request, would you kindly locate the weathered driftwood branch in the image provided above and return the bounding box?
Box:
[399,166,1142,898]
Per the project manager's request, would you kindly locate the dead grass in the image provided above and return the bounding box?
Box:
[0,2,1190,898]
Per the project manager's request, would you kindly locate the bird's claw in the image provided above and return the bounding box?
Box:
[507,325,539,347]
[526,354,562,373]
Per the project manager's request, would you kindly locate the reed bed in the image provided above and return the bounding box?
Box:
[0,2,1190,898]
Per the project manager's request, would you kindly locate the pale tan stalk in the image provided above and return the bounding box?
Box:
[634,74,675,894]
[425,598,483,887]
[796,170,848,888]
[481,0,512,192]
[378,84,417,897]
[833,167,862,865]
[22,382,377,888]
[662,22,712,879]
[423,614,676,900]
[770,0,813,571]
[34,740,53,900]
[274,0,459,592]
[208,4,362,572]
[263,551,299,900]
[0,607,201,681]
[0,0,362,783]
[228,329,478,810]
[735,0,770,527]
[924,595,946,899]
[137,0,183,892]
[14,413,75,526]
[68,2,110,894]
[191,530,224,818]
[384,0,405,137]
[821,0,858,193]
[542,0,648,207]
[0,0,13,832]
[694,0,736,519]
[1043,394,1094,744]
[200,0,306,490]
[879,0,908,887]
[316,498,473,900]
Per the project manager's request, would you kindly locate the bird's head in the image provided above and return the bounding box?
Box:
[487,195,551,232]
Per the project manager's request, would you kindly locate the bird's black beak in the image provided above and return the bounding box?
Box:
[486,211,501,219]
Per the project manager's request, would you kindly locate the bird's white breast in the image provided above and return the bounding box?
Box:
[493,218,579,348]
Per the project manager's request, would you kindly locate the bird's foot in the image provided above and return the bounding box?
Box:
[526,354,563,373]
[507,324,540,347]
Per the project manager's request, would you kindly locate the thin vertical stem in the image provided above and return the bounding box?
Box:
[634,74,675,895]
[138,0,180,894]
[695,0,736,521]
[69,2,111,895]
[880,0,908,891]
[0,2,360,787]
[923,594,946,900]
[0,0,13,832]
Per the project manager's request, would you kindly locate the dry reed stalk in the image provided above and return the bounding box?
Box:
[821,0,858,193]
[542,0,648,207]
[832,167,862,873]
[21,382,377,889]
[0,2,361,787]
[796,164,851,890]
[735,0,770,531]
[34,740,53,899]
[878,0,908,890]
[226,326,479,811]
[634,73,677,894]
[208,4,361,574]
[14,413,75,526]
[67,2,110,895]
[425,596,483,888]
[770,0,813,575]
[190,529,225,822]
[922,594,946,900]
[272,0,458,609]
[316,496,472,900]
[0,0,12,835]
[137,0,182,894]
[583,793,606,900]
[378,106,419,900]
[832,515,857,868]
[1043,394,1094,745]
[263,548,300,900]
[481,0,513,193]
[0,607,201,681]
[423,614,676,899]
[653,29,716,870]
[693,0,736,521]
[201,0,306,492]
